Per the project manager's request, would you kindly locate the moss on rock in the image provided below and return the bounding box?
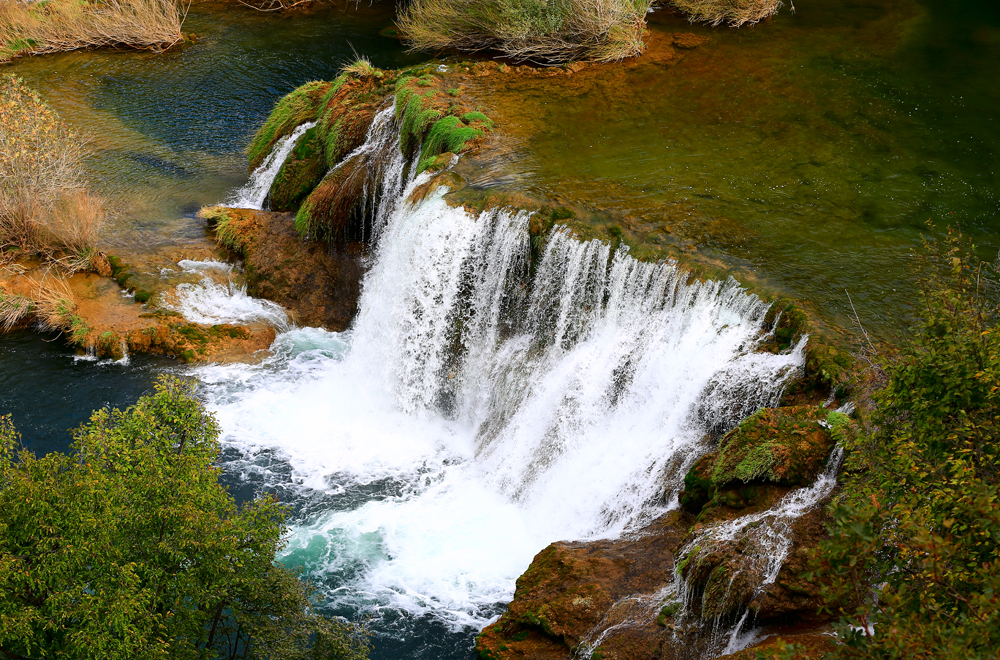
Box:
[267,125,327,212]
[247,80,332,172]
[712,406,836,489]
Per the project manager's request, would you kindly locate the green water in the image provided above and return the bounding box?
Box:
[10,1,423,244]
[488,0,1000,335]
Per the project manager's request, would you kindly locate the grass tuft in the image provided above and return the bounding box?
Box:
[668,0,783,27]
[398,0,652,62]
[0,0,185,63]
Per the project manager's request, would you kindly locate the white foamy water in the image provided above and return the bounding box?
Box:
[194,108,807,636]
[227,122,317,210]
[166,260,289,329]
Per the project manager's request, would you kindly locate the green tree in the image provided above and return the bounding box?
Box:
[0,376,370,660]
[805,229,1000,659]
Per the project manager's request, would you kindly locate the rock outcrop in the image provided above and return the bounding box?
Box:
[202,206,363,331]
[478,407,849,660]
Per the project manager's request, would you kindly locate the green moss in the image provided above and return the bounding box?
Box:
[461,111,494,129]
[418,115,484,170]
[679,452,716,513]
[247,81,331,171]
[711,406,834,489]
[134,290,152,304]
[268,126,327,212]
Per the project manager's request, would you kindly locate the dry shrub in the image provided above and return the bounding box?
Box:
[668,0,783,27]
[33,274,78,333]
[0,75,105,270]
[231,0,313,10]
[0,0,185,61]
[398,0,652,62]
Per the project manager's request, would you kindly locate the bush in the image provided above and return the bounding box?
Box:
[804,228,1000,659]
[398,0,652,62]
[0,0,184,62]
[668,0,783,27]
[0,376,371,660]
[0,75,104,270]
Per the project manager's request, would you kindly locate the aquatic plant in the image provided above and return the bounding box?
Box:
[0,376,372,660]
[398,0,652,62]
[0,0,185,63]
[0,76,104,270]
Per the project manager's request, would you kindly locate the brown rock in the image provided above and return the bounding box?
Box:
[208,207,363,331]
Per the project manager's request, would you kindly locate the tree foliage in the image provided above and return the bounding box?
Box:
[804,228,1000,659]
[0,376,370,660]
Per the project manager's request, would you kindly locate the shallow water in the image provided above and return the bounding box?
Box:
[475,0,1000,335]
[10,1,424,243]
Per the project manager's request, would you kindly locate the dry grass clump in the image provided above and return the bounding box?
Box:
[33,274,88,342]
[0,288,33,330]
[398,0,652,62]
[0,75,105,271]
[669,0,783,27]
[0,0,186,61]
[341,56,380,78]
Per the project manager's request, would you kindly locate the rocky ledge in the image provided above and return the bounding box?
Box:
[477,405,853,660]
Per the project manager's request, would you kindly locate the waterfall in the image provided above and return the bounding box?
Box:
[227,121,316,210]
[195,110,809,649]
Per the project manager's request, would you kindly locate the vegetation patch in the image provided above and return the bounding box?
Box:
[398,0,652,62]
[0,76,104,273]
[668,0,783,28]
[0,377,371,659]
[0,0,184,64]
[247,80,332,171]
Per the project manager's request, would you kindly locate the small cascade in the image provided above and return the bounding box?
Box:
[227,121,316,210]
[668,441,846,657]
[116,339,130,365]
[166,260,289,330]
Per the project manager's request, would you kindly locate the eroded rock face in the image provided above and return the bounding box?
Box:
[206,207,363,331]
[477,511,694,660]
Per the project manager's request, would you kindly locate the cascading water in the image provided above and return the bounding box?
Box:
[195,108,809,658]
[226,122,316,210]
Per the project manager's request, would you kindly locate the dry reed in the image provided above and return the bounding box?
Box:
[0,288,33,330]
[668,0,783,27]
[0,75,105,270]
[398,0,652,62]
[0,0,185,61]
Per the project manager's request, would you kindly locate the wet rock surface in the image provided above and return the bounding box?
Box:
[478,406,845,660]
[206,207,364,331]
